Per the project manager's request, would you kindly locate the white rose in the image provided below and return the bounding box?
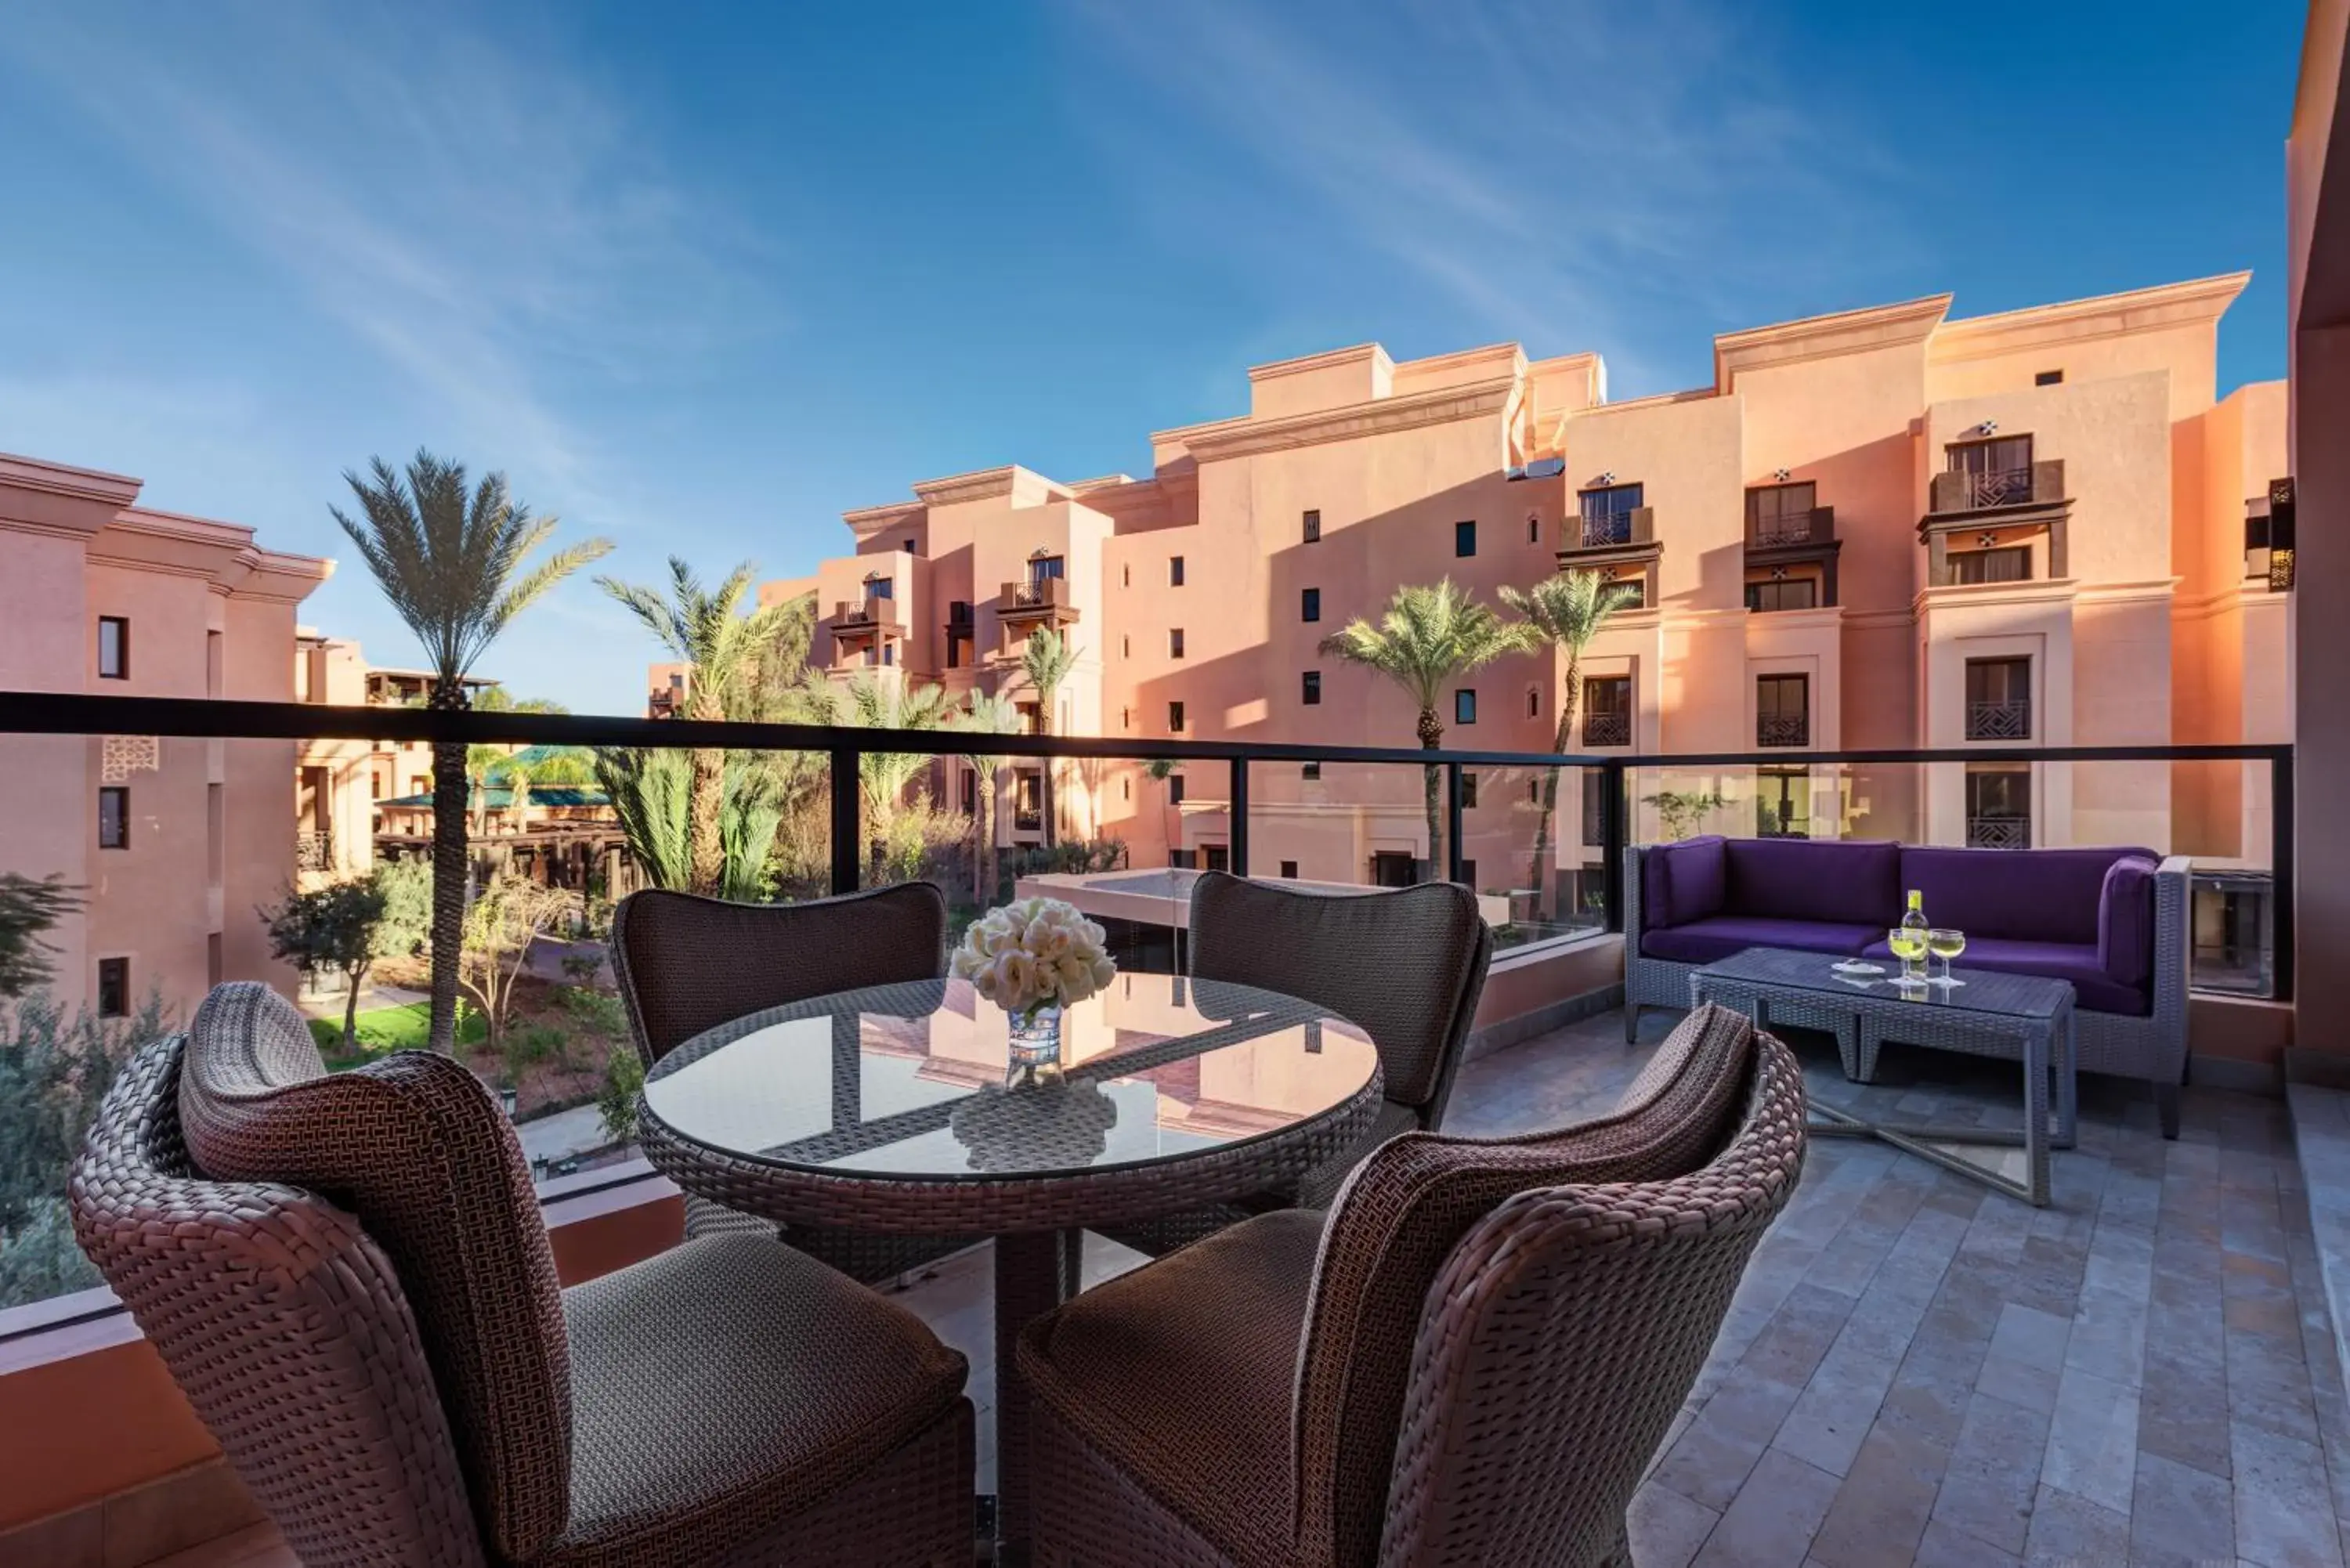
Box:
[1090,956,1115,989]
[996,951,1036,1007]
[1055,954,1091,995]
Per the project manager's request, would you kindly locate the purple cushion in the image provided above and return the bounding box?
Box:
[1642,916,1881,966]
[1721,839,1902,928]
[1641,836,1726,929]
[2099,857,2158,988]
[1860,936,2150,1017]
[1897,846,2156,947]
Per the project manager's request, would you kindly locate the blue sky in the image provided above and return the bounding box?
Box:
[0,1,2305,714]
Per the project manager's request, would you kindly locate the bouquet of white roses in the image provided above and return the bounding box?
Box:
[950,895,1116,1021]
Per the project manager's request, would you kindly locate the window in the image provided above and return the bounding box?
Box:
[1122,635,1130,659]
[1170,556,1185,587]
[1528,516,1539,544]
[1578,484,1645,546]
[1123,777,1131,801]
[98,616,129,679]
[864,576,893,598]
[1461,771,1479,808]
[1169,848,1197,870]
[1454,519,1477,558]
[1582,781,1607,846]
[2036,369,2064,387]
[1303,671,1321,705]
[1170,628,1185,659]
[1372,851,1417,888]
[1745,482,1817,545]
[1018,700,1042,735]
[1457,859,1476,891]
[1965,765,2032,847]
[1745,577,1818,612]
[1945,435,2036,507]
[1169,775,1187,804]
[949,600,971,623]
[99,786,128,848]
[1454,689,1477,725]
[370,768,384,800]
[1169,701,1186,733]
[1123,565,1130,587]
[1583,676,1632,746]
[1756,674,1810,748]
[903,537,916,553]
[960,771,978,815]
[1950,547,2030,584]
[97,958,128,1019]
[1965,657,2032,740]
[880,643,895,667]
[1029,555,1066,582]
[1301,587,1321,623]
[1302,761,1321,782]
[1757,767,1810,838]
[1203,844,1230,873]
[1121,706,1130,729]
[1528,687,1540,718]
[1014,771,1043,831]
[1280,860,1299,880]
[1303,509,1321,543]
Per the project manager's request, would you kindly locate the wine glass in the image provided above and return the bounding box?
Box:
[1928,928,1967,988]
[1886,926,1929,988]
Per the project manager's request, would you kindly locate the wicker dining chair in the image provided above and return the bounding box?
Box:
[70,981,974,1568]
[1109,873,1492,1259]
[610,881,968,1280]
[1016,1002,1807,1568]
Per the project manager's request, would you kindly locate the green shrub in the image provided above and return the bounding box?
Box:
[557,985,628,1039]
[597,1046,645,1146]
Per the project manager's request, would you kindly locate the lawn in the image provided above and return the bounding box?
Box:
[309,1001,487,1060]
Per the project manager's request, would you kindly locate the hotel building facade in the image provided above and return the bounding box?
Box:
[782,275,2290,917]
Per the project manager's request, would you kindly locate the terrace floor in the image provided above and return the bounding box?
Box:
[131,1008,2348,1568]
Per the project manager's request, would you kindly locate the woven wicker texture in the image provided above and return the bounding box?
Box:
[611,881,967,1266]
[1015,1001,1770,1568]
[1379,1031,1808,1566]
[175,981,573,1563]
[548,1233,968,1567]
[70,1036,491,1568]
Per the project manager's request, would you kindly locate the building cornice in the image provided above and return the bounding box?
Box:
[0,452,143,509]
[909,464,1070,510]
[1246,341,1393,387]
[1713,294,1952,391]
[842,500,925,537]
[1843,606,1917,631]
[1912,577,2081,616]
[1181,375,1517,463]
[1393,341,1525,381]
[2073,576,2182,607]
[1929,273,2251,363]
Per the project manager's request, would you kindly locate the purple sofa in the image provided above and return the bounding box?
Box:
[1625,836,2192,1136]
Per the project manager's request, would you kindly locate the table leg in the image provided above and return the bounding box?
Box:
[994,1228,1078,1566]
[2023,1024,2052,1207]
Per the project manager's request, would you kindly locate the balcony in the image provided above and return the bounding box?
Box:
[826,594,906,636]
[996,576,1079,631]
[1558,507,1662,607]
[1756,714,1810,749]
[1966,815,2031,848]
[1743,504,1840,607]
[1966,698,2031,741]
[294,830,333,872]
[1920,458,2071,584]
[1583,710,1632,747]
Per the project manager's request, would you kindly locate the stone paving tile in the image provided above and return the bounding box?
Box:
[1689,1447,1841,1568]
[2130,1451,2238,1568]
[1929,1390,2052,1557]
[2022,1482,2131,1564]
[1805,1422,1948,1568]
[2229,1422,2345,1568]
[1625,1480,1719,1568]
[2039,1365,2141,1516]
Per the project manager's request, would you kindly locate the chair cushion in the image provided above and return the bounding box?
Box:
[1860,936,2150,1017]
[1640,916,1881,965]
[1641,836,1726,928]
[1018,1209,1323,1568]
[176,982,573,1563]
[2099,856,2159,989]
[1721,837,1902,927]
[545,1234,967,1568]
[1897,845,2155,947]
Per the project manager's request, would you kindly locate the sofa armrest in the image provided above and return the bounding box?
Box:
[2151,855,2192,1017]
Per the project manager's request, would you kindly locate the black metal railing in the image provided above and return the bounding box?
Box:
[1751,511,1823,547]
[1953,467,2036,508]
[295,831,334,872]
[1757,715,1810,749]
[0,689,2298,1005]
[1967,816,2031,850]
[1967,699,2032,741]
[1580,513,1634,548]
[1584,711,1632,747]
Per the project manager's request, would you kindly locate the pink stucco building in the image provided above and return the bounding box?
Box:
[0,453,331,1019]
[780,274,2290,911]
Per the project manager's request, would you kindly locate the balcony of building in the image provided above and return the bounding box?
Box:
[826,591,908,667]
[1744,482,1841,609]
[1559,482,1661,605]
[995,574,1079,629]
[1919,436,2072,587]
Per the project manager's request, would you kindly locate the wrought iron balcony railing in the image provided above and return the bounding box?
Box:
[1581,513,1634,548]
[1583,711,1632,747]
[1966,816,2031,850]
[295,831,334,872]
[1757,715,1810,749]
[1966,699,2032,741]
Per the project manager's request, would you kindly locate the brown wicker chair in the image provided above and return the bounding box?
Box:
[70,981,974,1568]
[610,881,967,1277]
[1110,873,1492,1258]
[1016,1002,1807,1568]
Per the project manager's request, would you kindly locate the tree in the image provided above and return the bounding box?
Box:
[595,747,781,901]
[952,691,1023,906]
[1499,570,1636,915]
[1644,788,1728,843]
[596,558,801,896]
[463,688,572,836]
[790,672,955,876]
[259,877,388,1053]
[374,857,432,958]
[1021,628,1079,847]
[0,874,80,1000]
[457,873,573,1053]
[333,450,612,1052]
[1319,580,1531,878]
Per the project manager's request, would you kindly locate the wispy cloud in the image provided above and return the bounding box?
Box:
[1061,0,1914,391]
[0,2,785,512]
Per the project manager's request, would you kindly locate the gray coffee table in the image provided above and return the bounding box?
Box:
[1688,947,2077,1206]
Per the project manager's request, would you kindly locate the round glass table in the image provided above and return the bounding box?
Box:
[636,971,1382,1563]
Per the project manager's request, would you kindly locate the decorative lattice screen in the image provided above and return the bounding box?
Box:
[100,735,161,783]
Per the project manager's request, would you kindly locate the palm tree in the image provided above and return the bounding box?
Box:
[1021,628,1079,848]
[595,558,799,897]
[1319,579,1531,880]
[952,691,1022,906]
[594,748,780,901]
[332,450,611,1053]
[1499,570,1636,915]
[461,688,568,837]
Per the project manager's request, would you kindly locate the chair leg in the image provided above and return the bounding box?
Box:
[1624,1003,1643,1046]
[2156,1080,2181,1141]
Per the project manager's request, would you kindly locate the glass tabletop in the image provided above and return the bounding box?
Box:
[1694,946,2073,1021]
[640,974,1379,1183]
